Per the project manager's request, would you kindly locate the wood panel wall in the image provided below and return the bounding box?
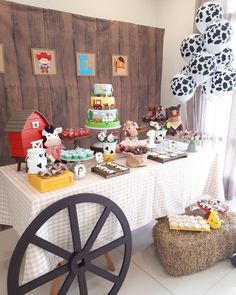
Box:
[0,0,164,166]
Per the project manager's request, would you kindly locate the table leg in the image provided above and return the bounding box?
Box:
[105,252,115,272]
[50,262,64,295]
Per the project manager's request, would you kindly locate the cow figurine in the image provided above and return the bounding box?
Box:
[42,125,65,163]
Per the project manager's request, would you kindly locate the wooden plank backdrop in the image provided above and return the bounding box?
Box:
[0,0,164,166]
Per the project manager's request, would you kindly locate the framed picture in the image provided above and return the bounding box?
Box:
[112,55,128,76]
[76,52,96,76]
[31,48,57,75]
[0,44,5,73]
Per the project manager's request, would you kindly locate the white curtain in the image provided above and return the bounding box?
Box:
[223,2,236,199]
[190,0,236,199]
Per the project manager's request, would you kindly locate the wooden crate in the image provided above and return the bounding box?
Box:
[28,171,74,192]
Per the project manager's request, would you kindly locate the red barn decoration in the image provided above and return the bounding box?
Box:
[5,110,49,171]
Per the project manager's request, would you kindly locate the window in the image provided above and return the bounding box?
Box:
[32,121,39,129]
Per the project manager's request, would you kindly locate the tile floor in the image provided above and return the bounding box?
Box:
[1,199,236,295]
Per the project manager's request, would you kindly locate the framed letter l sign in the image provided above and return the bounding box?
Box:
[77,52,96,76]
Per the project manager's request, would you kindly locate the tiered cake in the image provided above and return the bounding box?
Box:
[85,84,121,129]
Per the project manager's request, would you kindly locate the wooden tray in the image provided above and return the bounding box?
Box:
[148,151,187,163]
[91,162,130,179]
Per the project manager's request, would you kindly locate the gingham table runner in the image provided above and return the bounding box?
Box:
[0,147,224,283]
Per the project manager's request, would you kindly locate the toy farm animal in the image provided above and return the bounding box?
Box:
[42,125,65,163]
[123,120,139,141]
[165,104,184,136]
[207,210,224,229]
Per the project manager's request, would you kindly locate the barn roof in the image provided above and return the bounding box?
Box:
[5,110,48,132]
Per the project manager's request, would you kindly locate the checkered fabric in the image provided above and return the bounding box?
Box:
[0,146,224,283]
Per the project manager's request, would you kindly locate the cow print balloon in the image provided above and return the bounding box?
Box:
[180,34,204,62]
[189,52,217,84]
[180,64,190,75]
[195,1,223,34]
[204,19,233,54]
[215,47,234,69]
[211,67,236,97]
[170,73,197,103]
[202,78,219,101]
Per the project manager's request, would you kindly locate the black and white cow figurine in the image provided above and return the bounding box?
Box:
[42,125,65,163]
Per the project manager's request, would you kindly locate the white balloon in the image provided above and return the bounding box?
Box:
[204,19,233,54]
[180,64,190,75]
[170,73,197,103]
[215,47,234,69]
[189,52,217,84]
[211,67,236,97]
[180,34,204,62]
[195,1,223,34]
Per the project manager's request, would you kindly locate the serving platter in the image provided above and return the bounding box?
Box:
[91,162,130,178]
[148,150,187,163]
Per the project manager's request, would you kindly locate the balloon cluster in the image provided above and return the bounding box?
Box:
[170,1,236,103]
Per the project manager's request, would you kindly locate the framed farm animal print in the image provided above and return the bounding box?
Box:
[76,52,96,76]
[112,55,128,76]
[31,48,57,75]
[0,44,5,73]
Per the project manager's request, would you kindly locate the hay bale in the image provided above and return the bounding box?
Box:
[152,212,236,276]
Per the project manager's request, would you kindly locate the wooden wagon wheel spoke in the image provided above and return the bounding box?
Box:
[19,263,70,294]
[68,204,82,252]
[58,272,76,295]
[77,270,88,295]
[31,235,72,261]
[87,263,118,283]
[8,194,132,295]
[84,206,111,251]
[89,236,126,260]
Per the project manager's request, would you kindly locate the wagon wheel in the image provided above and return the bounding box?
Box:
[7,193,132,295]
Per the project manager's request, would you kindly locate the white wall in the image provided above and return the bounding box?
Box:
[154,0,196,107]
[8,0,196,107]
[8,0,160,26]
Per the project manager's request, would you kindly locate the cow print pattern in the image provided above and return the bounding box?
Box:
[155,134,166,141]
[202,81,214,95]
[180,34,204,61]
[180,64,190,75]
[215,47,234,68]
[189,53,216,80]
[195,2,223,33]
[170,74,197,97]
[211,68,236,93]
[204,20,232,46]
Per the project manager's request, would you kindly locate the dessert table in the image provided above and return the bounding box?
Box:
[0,144,224,283]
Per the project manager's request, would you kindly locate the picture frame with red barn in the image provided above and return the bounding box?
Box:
[5,110,49,171]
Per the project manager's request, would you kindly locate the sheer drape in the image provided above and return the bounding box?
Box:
[223,92,236,199]
[223,8,236,200]
[188,0,236,199]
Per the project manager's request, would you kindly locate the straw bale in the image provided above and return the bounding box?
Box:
[152,212,236,276]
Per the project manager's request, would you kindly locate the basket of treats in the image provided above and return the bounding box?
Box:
[119,144,149,167]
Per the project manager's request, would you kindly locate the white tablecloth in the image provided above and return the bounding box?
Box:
[0,145,224,283]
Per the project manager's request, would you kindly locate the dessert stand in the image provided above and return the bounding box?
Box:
[61,135,91,149]
[85,125,121,158]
